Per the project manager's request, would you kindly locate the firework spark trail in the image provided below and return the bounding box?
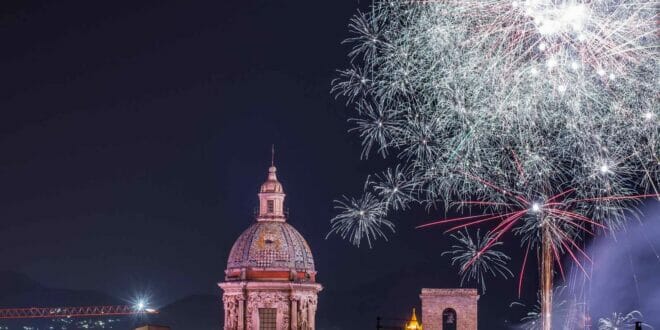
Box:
[331,0,658,326]
[413,180,630,281]
[442,229,514,293]
[518,243,531,297]
[598,311,646,330]
[551,241,566,280]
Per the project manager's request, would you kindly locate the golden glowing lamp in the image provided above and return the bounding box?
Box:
[405,308,422,330]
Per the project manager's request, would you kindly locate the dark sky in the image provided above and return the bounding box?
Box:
[1,1,656,329]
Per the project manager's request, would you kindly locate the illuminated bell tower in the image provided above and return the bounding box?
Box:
[219,158,322,330]
[420,289,478,330]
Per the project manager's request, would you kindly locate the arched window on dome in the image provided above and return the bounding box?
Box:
[442,308,457,330]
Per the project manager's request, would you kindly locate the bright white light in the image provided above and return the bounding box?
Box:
[129,293,155,314]
[570,61,580,70]
[538,19,560,35]
[609,73,616,80]
[538,42,547,51]
[557,85,567,93]
[563,4,587,31]
[534,4,588,36]
[600,164,610,174]
[597,68,606,76]
[643,112,655,121]
[546,58,557,69]
[531,203,541,213]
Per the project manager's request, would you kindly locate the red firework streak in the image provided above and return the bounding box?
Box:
[416,172,659,297]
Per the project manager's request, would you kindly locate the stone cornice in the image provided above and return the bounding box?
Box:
[420,288,479,298]
[219,281,323,292]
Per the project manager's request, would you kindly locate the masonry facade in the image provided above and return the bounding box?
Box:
[420,288,478,330]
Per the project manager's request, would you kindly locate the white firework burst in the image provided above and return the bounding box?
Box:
[441,229,514,293]
[327,192,395,248]
[329,0,659,294]
[598,311,646,330]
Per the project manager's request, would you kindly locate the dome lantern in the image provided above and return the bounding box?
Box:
[257,147,286,222]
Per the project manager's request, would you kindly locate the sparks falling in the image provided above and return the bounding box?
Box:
[331,0,658,328]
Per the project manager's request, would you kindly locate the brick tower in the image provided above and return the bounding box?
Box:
[420,288,478,330]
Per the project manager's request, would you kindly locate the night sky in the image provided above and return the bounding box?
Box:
[1,1,656,329]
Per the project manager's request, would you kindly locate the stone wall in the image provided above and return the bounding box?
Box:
[420,288,479,330]
[219,281,321,330]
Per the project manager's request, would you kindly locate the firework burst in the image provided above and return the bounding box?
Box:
[441,229,513,293]
[512,286,585,330]
[598,311,646,330]
[330,0,658,328]
[327,192,395,248]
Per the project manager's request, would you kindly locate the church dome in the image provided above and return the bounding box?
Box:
[226,221,316,278]
[224,160,317,283]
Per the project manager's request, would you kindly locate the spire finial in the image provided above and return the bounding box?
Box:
[406,308,422,329]
[258,145,285,222]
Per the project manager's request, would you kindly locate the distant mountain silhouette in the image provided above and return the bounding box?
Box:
[154,294,220,330]
[0,271,223,330]
[0,270,121,308]
[0,271,42,299]
[0,271,137,329]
